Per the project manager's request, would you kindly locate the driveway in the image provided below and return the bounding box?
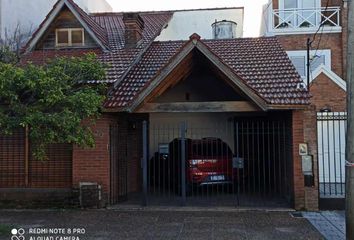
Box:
[0,209,323,240]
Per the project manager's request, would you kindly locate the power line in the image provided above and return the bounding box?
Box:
[310,0,330,62]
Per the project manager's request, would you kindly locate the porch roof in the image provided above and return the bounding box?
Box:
[105,35,310,111]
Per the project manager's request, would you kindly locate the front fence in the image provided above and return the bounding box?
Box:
[141,116,292,207]
[0,128,73,188]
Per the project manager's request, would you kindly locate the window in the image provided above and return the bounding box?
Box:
[279,0,320,27]
[284,0,297,9]
[55,28,84,47]
[280,0,319,9]
[287,49,331,82]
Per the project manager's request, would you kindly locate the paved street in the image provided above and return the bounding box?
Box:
[0,209,323,240]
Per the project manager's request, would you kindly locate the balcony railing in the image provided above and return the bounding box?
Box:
[271,7,341,33]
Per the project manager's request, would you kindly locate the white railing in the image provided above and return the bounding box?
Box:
[271,7,341,33]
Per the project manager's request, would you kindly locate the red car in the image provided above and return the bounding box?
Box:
[150,138,239,194]
[186,138,234,186]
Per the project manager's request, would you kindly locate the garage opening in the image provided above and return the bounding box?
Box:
[142,112,293,208]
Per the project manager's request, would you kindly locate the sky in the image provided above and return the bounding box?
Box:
[105,0,270,37]
[106,0,246,12]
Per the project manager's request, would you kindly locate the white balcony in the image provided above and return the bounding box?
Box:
[270,7,342,35]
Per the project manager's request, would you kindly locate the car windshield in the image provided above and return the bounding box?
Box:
[190,140,232,157]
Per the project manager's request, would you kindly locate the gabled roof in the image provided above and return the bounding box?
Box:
[23,0,110,53]
[21,5,172,84]
[311,64,346,91]
[104,35,310,111]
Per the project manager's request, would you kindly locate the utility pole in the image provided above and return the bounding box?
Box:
[346,0,354,239]
[307,38,311,90]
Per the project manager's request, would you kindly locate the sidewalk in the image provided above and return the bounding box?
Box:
[302,211,345,240]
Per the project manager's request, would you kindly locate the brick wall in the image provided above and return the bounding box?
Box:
[292,108,320,211]
[271,0,348,80]
[310,72,347,112]
[72,115,116,202]
[277,34,344,78]
[303,107,319,210]
[292,110,305,210]
[72,113,147,204]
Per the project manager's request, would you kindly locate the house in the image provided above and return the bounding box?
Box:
[264,0,348,209]
[1,0,324,211]
[0,0,112,40]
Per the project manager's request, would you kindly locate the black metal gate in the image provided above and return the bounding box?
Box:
[317,112,347,199]
[142,115,292,207]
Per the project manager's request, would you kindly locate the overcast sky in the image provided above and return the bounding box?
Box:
[106,0,270,37]
[106,0,247,12]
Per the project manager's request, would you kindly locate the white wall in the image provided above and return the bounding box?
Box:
[149,113,235,159]
[155,8,244,41]
[0,0,112,40]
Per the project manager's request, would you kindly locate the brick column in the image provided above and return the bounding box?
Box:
[303,107,319,210]
[292,110,305,210]
[292,109,319,210]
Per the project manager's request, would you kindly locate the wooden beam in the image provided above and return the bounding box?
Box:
[136,101,260,113]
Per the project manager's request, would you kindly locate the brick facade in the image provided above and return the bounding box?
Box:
[272,0,348,210]
[291,110,305,209]
[303,108,319,210]
[272,0,347,80]
[72,113,147,205]
[277,34,344,78]
[72,115,116,203]
[310,73,346,112]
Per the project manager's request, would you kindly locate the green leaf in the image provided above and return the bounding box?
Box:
[0,54,107,160]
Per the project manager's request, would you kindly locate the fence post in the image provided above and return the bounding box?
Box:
[142,121,148,206]
[24,126,29,187]
[235,121,240,206]
[180,122,187,206]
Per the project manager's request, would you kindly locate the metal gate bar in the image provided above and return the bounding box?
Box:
[143,116,291,207]
[317,112,347,198]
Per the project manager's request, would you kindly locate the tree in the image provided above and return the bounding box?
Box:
[0,53,107,160]
[0,24,33,64]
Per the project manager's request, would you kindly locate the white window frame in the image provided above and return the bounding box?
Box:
[279,0,321,10]
[287,49,331,80]
[55,28,85,47]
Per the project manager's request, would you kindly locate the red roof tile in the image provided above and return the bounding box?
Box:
[105,37,310,108]
[21,8,172,84]
[20,1,309,110]
[92,12,173,83]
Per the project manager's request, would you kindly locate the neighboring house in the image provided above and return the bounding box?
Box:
[264,0,348,209]
[0,0,112,40]
[1,0,329,211]
[155,8,244,41]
